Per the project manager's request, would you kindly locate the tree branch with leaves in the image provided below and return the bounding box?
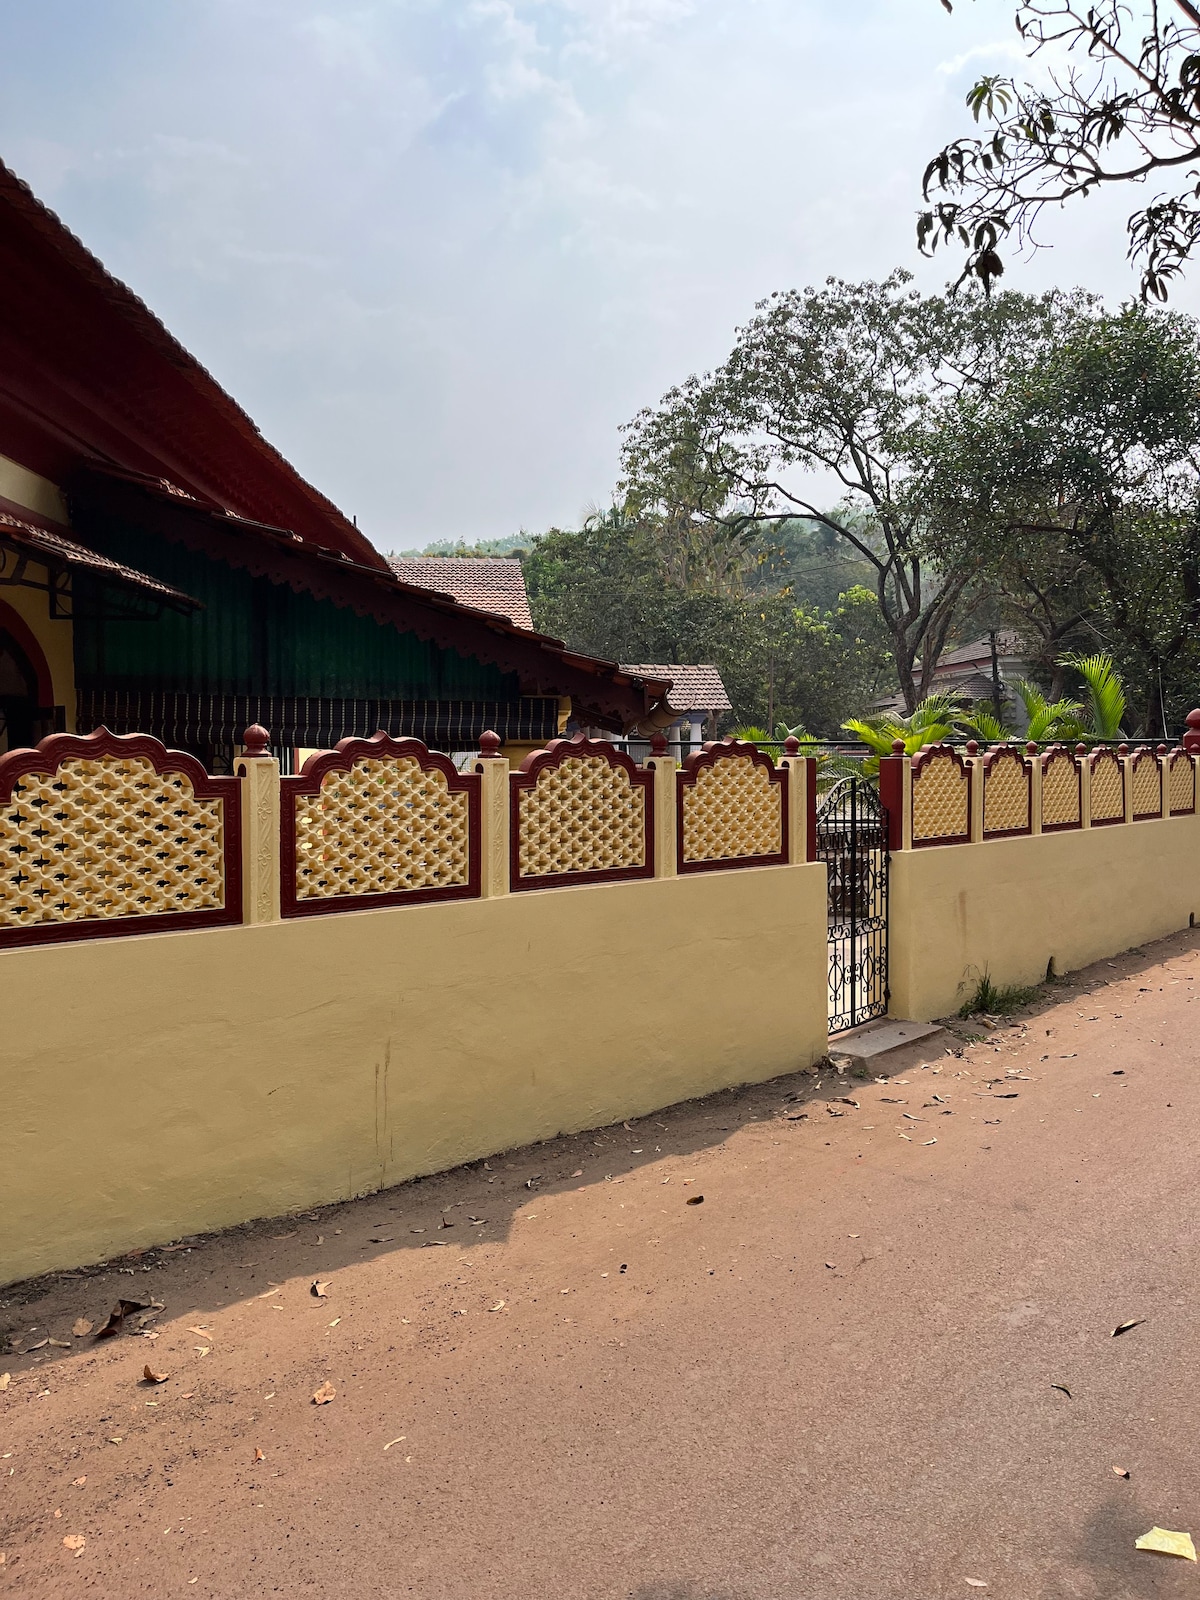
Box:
[924,1,1200,298]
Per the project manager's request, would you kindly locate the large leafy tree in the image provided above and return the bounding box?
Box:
[916,301,1200,729]
[620,272,1061,710]
[924,1,1200,299]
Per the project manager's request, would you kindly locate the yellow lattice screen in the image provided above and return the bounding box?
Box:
[1169,753,1196,814]
[517,755,646,878]
[1041,751,1080,828]
[681,756,782,863]
[1090,751,1124,823]
[0,756,225,929]
[911,751,969,842]
[1130,755,1162,818]
[295,756,470,898]
[983,751,1030,835]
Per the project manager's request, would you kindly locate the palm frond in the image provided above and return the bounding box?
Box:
[1059,653,1126,740]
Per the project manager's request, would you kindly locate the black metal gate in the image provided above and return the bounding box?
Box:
[814,776,889,1034]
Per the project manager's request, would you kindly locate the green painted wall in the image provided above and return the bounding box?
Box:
[73,527,519,701]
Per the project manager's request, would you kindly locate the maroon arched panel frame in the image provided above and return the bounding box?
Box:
[279,731,481,917]
[676,739,789,874]
[909,743,972,848]
[0,726,243,948]
[509,735,655,892]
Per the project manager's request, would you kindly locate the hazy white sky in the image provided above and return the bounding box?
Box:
[1,0,1190,546]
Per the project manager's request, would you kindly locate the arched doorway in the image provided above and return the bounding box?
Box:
[0,628,45,754]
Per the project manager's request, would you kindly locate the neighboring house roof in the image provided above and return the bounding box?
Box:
[619,664,732,714]
[934,632,1027,673]
[388,557,534,630]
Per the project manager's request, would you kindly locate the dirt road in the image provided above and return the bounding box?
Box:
[3,931,1200,1598]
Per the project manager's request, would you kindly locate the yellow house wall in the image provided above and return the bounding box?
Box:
[889,813,1200,1020]
[0,564,76,727]
[0,451,69,526]
[0,863,828,1285]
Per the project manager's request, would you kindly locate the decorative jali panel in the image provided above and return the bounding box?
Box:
[1090,749,1124,825]
[1040,748,1081,830]
[510,738,653,890]
[911,746,970,845]
[0,730,240,947]
[678,742,787,872]
[280,734,480,915]
[1169,751,1196,815]
[982,749,1030,837]
[1130,752,1163,819]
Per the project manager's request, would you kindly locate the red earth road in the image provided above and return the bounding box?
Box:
[3,930,1200,1598]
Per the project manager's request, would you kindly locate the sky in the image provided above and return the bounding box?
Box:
[0,0,1189,549]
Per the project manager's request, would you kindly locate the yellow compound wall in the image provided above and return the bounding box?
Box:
[889,813,1200,1020]
[0,863,828,1285]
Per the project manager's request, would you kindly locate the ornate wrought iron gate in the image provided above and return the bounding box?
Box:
[815,776,889,1034]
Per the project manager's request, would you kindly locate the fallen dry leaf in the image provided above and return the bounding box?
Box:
[383,1436,406,1450]
[71,1319,93,1338]
[253,1448,264,1462]
[95,1300,150,1339]
[570,1169,583,1177]
[62,1535,85,1552]
[312,1381,336,1405]
[47,1338,71,1349]
[686,1195,705,1206]
[488,1301,506,1312]
[310,1280,331,1299]
[270,1232,298,1241]
[1113,1466,1131,1479]
[840,1097,860,1108]
[964,1582,987,1590]
[142,1365,169,1385]
[72,1477,86,1487]
[0,1374,9,1392]
[1112,1319,1145,1337]
[1051,1383,1072,1398]
[185,1327,211,1338]
[1135,1527,1196,1560]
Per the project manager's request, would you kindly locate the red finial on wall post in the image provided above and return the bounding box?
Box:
[783,736,800,756]
[891,739,905,755]
[966,740,979,756]
[650,732,668,756]
[479,730,502,760]
[241,724,271,759]
[1183,710,1200,753]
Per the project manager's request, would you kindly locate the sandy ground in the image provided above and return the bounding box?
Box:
[3,930,1200,1599]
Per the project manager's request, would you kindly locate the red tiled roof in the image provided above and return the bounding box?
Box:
[619,664,732,713]
[0,161,385,569]
[388,557,534,630]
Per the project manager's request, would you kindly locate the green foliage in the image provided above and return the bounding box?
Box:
[390,533,534,559]
[842,693,976,771]
[1060,652,1127,741]
[522,512,892,735]
[921,3,1200,301]
[958,971,1042,1018]
[1012,681,1085,743]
